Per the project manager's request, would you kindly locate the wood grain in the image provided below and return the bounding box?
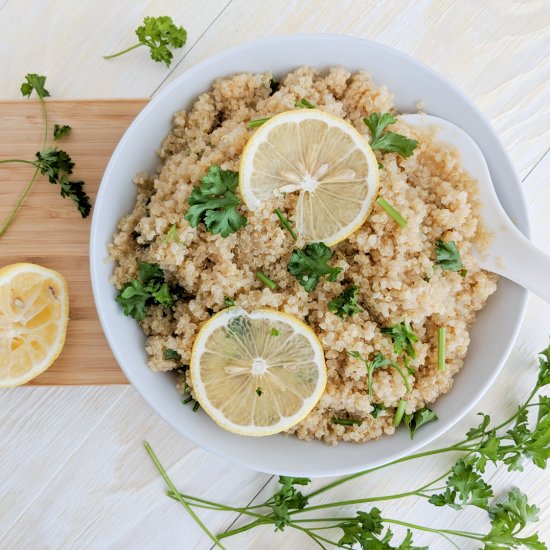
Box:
[0,99,148,385]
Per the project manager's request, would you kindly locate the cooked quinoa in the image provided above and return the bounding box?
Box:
[108,67,497,445]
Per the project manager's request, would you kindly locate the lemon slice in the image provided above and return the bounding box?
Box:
[190,307,326,436]
[240,109,379,246]
[0,263,69,387]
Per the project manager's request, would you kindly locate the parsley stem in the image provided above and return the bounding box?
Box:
[0,159,36,165]
[0,165,41,238]
[376,197,407,227]
[217,518,271,540]
[391,362,411,393]
[256,271,277,290]
[40,96,48,150]
[248,117,271,128]
[144,442,227,550]
[382,518,484,541]
[103,43,142,59]
[438,327,446,371]
[274,208,298,240]
[393,399,407,426]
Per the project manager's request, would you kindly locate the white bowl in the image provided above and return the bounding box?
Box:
[90,34,529,477]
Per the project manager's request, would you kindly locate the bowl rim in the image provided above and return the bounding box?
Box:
[90,33,530,477]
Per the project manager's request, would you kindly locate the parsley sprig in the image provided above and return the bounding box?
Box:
[116,260,173,321]
[185,164,247,237]
[435,239,463,271]
[104,16,187,66]
[364,112,418,157]
[288,242,342,291]
[382,320,418,371]
[145,340,550,550]
[0,74,91,238]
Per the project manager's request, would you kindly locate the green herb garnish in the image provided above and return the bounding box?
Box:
[164,349,182,362]
[438,327,446,372]
[376,197,407,227]
[403,407,438,439]
[248,117,271,128]
[53,124,71,140]
[435,239,463,271]
[223,296,236,308]
[332,417,363,426]
[103,16,187,66]
[363,112,418,157]
[295,98,316,109]
[348,351,411,396]
[381,320,418,362]
[393,399,407,426]
[192,401,200,412]
[185,164,247,237]
[146,339,550,549]
[328,285,363,319]
[256,387,263,397]
[269,328,279,336]
[288,242,341,292]
[0,74,90,238]
[164,223,181,244]
[269,78,280,95]
[370,403,386,418]
[256,271,277,290]
[459,268,468,277]
[274,208,298,241]
[115,260,173,321]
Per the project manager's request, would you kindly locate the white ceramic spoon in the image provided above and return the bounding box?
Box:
[401,114,550,303]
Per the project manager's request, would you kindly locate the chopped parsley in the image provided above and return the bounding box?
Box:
[256,271,277,290]
[295,98,316,109]
[363,112,418,157]
[223,296,236,307]
[256,387,263,397]
[370,403,386,418]
[248,117,271,128]
[164,349,182,362]
[115,260,173,321]
[403,407,438,439]
[381,321,418,362]
[103,16,187,66]
[435,239,463,271]
[185,164,247,237]
[348,351,411,396]
[288,242,342,292]
[274,208,298,241]
[164,223,181,244]
[459,268,468,278]
[269,328,279,336]
[376,197,407,227]
[332,417,363,426]
[328,285,363,319]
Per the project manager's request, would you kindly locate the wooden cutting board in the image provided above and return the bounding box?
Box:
[0,99,149,385]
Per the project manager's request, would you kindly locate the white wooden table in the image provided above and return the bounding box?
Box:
[1,1,549,548]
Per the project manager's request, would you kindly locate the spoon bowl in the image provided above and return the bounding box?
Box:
[402,114,550,303]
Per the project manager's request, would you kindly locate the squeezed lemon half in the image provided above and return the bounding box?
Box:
[0,263,69,387]
[190,307,327,436]
[240,109,379,246]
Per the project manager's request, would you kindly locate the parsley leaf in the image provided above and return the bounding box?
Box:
[295,98,316,109]
[288,242,341,291]
[164,349,182,362]
[104,16,187,67]
[268,476,311,531]
[328,285,363,319]
[20,73,50,99]
[53,124,71,140]
[403,407,438,439]
[116,260,173,321]
[223,296,236,308]
[185,165,247,237]
[435,239,463,271]
[429,460,492,510]
[363,112,418,157]
[332,417,363,426]
[370,403,386,418]
[348,351,411,396]
[34,148,91,217]
[381,321,418,360]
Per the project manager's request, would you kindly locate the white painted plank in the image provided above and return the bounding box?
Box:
[0,387,269,549]
[0,0,230,99]
[161,0,550,180]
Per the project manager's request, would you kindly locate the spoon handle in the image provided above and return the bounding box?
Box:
[481,224,550,303]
